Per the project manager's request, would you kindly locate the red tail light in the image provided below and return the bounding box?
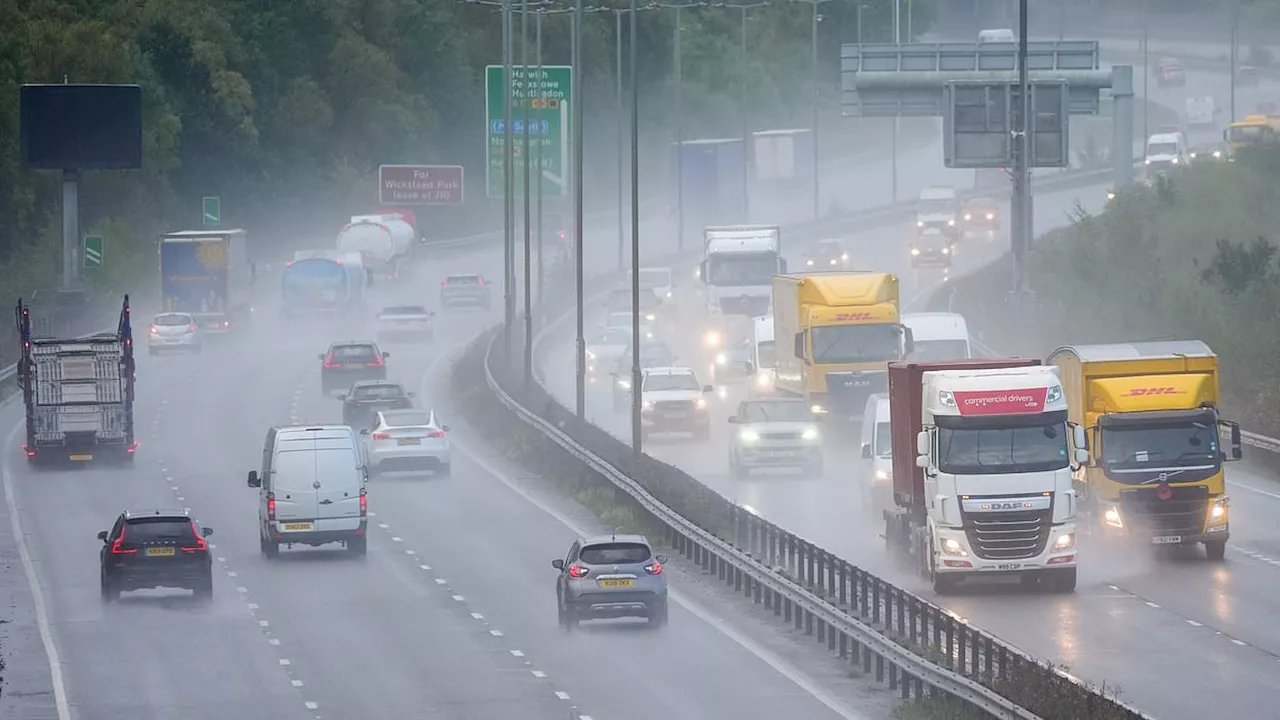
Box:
[323,354,341,368]
[188,325,196,332]
[568,565,589,578]
[267,492,276,522]
[366,356,384,367]
[183,521,207,552]
[111,526,137,554]
[644,561,663,576]
[425,430,445,439]
[359,489,367,517]
[373,432,391,440]
[441,279,449,287]
[477,277,486,286]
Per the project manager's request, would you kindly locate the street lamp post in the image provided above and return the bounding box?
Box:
[628,0,642,465]
[616,9,626,272]
[521,0,533,390]
[573,0,586,417]
[502,0,515,363]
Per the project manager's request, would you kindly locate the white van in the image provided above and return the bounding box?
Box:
[247,425,368,558]
[858,394,893,515]
[901,312,972,361]
[977,28,1016,43]
[748,315,776,396]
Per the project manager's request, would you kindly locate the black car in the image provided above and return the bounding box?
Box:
[99,509,214,601]
[320,342,389,394]
[440,274,492,310]
[340,380,414,428]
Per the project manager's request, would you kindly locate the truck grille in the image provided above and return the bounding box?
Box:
[962,508,1052,561]
[717,296,770,316]
[824,371,887,415]
[1119,485,1208,537]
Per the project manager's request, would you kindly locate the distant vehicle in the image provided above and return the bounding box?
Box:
[337,212,415,281]
[248,425,369,557]
[804,239,849,269]
[159,230,254,334]
[960,197,999,240]
[376,305,434,343]
[147,312,202,354]
[858,394,893,515]
[281,251,368,316]
[612,338,677,410]
[637,366,714,440]
[1237,65,1260,87]
[901,312,972,361]
[339,380,413,429]
[1144,132,1189,178]
[1189,143,1226,163]
[710,335,753,385]
[319,342,388,394]
[748,314,777,396]
[604,311,653,340]
[977,28,1015,43]
[1155,58,1185,88]
[99,509,214,601]
[552,533,669,629]
[910,228,954,269]
[585,327,631,378]
[727,398,824,477]
[440,273,492,310]
[638,267,675,301]
[363,409,451,477]
[916,186,959,240]
[1184,96,1217,130]
[605,287,663,325]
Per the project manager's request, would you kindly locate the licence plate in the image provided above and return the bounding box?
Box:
[994,563,1022,571]
[766,450,796,458]
[146,547,176,557]
[663,412,687,419]
[282,522,314,531]
[597,578,635,589]
[1151,535,1183,545]
[69,454,93,461]
[398,438,421,446]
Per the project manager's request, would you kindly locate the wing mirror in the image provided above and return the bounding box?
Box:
[743,361,754,374]
[655,554,668,563]
[1221,420,1243,460]
[861,444,873,459]
[702,385,714,393]
[1074,448,1090,464]
[247,470,261,488]
[202,527,214,537]
[382,351,391,359]
[337,393,347,401]
[317,353,326,361]
[360,427,370,435]
[551,559,565,570]
[915,430,930,456]
[407,391,416,398]
[97,531,109,542]
[728,415,739,424]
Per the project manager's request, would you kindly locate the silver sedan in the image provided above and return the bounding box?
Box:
[148,312,202,354]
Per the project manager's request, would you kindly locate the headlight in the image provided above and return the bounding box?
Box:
[1145,158,1152,165]
[665,291,672,298]
[1104,506,1123,528]
[585,349,596,360]
[1213,150,1222,158]
[801,426,820,441]
[1054,532,1075,550]
[642,399,653,410]
[916,220,924,227]
[617,379,631,389]
[810,404,828,415]
[1210,499,1228,525]
[986,212,994,220]
[738,428,760,442]
[715,353,727,366]
[947,219,955,226]
[755,372,774,388]
[646,332,653,339]
[829,258,837,265]
[1045,384,1063,404]
[695,397,707,410]
[703,330,721,347]
[874,469,889,480]
[806,259,814,266]
[941,247,950,254]
[941,538,967,556]
[841,253,848,260]
[964,213,972,221]
[645,314,656,321]
[1171,156,1179,164]
[911,248,920,256]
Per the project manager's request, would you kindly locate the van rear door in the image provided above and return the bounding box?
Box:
[270,448,322,531]
[311,442,364,532]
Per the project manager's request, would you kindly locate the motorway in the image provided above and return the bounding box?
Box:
[535,58,1280,720]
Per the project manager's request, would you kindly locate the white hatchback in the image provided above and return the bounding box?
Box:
[363,409,451,476]
[148,312,202,354]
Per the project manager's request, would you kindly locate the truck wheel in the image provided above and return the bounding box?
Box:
[1205,540,1227,561]
[1047,568,1077,593]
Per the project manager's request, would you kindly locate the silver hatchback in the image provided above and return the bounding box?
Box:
[148,312,202,354]
[552,534,668,629]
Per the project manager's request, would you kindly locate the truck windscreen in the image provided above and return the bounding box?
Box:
[1098,409,1221,484]
[705,255,776,286]
[910,339,971,361]
[1227,125,1271,142]
[935,412,1069,475]
[810,324,899,364]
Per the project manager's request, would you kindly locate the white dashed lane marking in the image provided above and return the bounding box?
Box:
[1106,583,1279,658]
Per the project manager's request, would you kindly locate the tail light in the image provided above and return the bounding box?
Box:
[568,565,589,579]
[373,432,391,441]
[188,325,196,332]
[644,561,664,576]
[366,356,384,367]
[359,489,367,517]
[267,492,276,522]
[323,354,341,368]
[183,521,207,552]
[425,430,445,439]
[441,279,449,287]
[477,277,486,286]
[111,527,137,555]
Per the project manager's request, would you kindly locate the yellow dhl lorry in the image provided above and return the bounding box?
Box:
[1224,114,1280,158]
[772,272,913,420]
[1048,341,1242,560]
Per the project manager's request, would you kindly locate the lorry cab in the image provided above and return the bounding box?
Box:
[1144,132,1188,177]
[1048,341,1242,560]
[699,225,785,318]
[859,393,893,514]
[915,187,959,239]
[1224,114,1278,157]
[901,312,971,361]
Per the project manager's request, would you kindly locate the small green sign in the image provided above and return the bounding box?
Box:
[485,65,573,199]
[202,196,221,226]
[83,235,104,268]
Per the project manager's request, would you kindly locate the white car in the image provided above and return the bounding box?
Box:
[859,393,894,514]
[638,266,674,301]
[376,305,435,342]
[638,366,713,440]
[727,398,824,478]
[148,312,202,354]
[604,311,653,341]
[363,409,451,477]
[585,327,631,378]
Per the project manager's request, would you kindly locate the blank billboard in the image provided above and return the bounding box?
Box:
[21,84,143,170]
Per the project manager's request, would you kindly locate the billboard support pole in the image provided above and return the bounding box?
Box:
[62,169,81,291]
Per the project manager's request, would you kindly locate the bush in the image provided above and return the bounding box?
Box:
[930,142,1280,436]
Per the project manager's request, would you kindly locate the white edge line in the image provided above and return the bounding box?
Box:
[3,423,72,720]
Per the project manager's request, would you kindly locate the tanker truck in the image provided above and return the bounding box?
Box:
[280,250,369,316]
[337,212,415,281]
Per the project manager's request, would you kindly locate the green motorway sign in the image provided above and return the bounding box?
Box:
[485,65,572,199]
[83,235,103,268]
[202,196,221,226]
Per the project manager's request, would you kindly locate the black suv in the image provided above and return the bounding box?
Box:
[320,341,389,394]
[340,380,414,429]
[99,509,214,601]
